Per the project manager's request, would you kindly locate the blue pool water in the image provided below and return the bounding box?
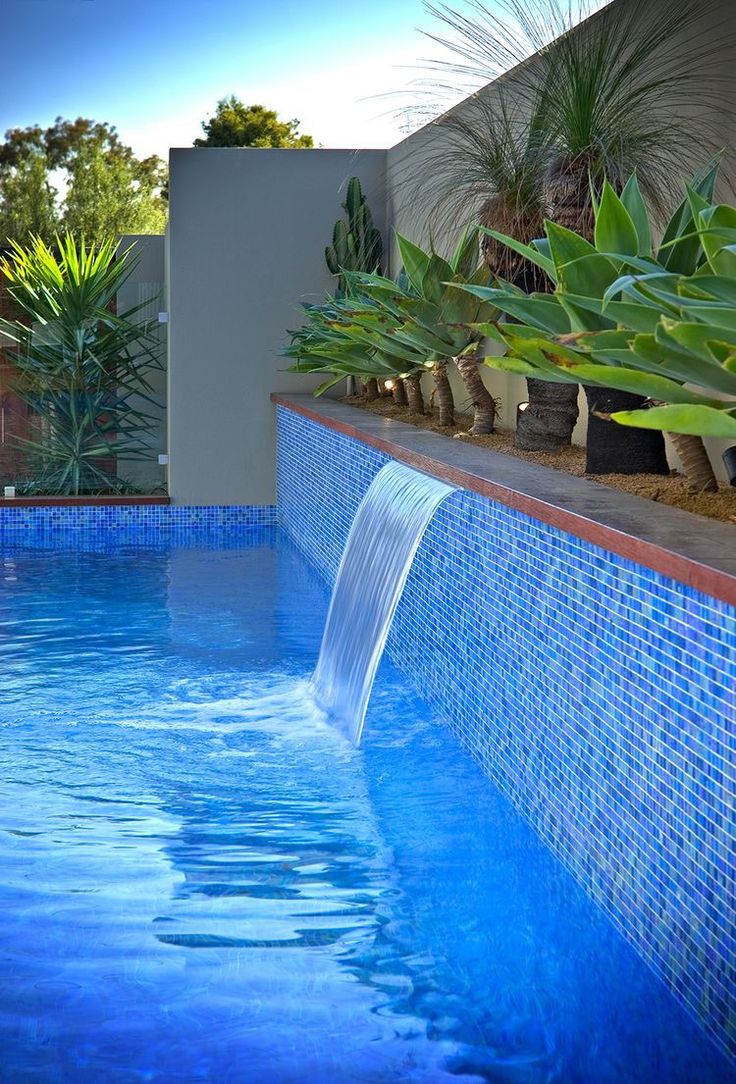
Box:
[0,530,733,1084]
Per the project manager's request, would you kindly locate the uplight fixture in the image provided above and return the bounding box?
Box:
[723,446,736,487]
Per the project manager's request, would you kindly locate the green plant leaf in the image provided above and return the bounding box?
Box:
[620,173,652,256]
[395,234,430,293]
[545,221,597,274]
[594,180,640,258]
[567,365,718,405]
[479,226,556,281]
[612,404,736,437]
[557,253,620,302]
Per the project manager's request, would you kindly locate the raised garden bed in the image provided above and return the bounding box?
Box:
[344,397,736,526]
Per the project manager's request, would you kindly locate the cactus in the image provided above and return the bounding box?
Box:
[325,177,383,296]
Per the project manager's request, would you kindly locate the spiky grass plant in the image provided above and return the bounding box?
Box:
[412,0,731,231]
[0,235,163,495]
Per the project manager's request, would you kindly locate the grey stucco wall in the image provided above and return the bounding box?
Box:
[117,234,167,493]
[166,148,387,505]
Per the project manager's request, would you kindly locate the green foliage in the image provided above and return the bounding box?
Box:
[0,150,57,243]
[0,117,168,245]
[0,235,164,494]
[325,178,383,296]
[64,140,167,237]
[285,228,498,390]
[194,97,314,148]
[453,169,736,436]
[405,0,729,240]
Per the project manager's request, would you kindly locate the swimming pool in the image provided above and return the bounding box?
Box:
[1,530,733,1083]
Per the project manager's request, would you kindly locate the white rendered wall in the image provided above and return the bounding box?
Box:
[166,148,387,505]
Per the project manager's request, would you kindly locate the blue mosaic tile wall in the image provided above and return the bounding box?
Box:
[276,404,736,1060]
[0,504,278,543]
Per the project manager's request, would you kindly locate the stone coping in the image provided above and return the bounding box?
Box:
[272,393,736,608]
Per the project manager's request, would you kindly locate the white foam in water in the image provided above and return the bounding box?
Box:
[99,678,336,741]
[312,460,455,745]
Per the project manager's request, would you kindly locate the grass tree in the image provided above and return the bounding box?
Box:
[0,235,163,495]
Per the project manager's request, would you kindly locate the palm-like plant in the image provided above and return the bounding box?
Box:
[387,230,499,432]
[0,235,163,495]
[416,0,725,216]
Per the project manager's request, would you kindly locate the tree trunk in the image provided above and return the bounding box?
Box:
[364,378,379,401]
[666,431,718,492]
[455,355,496,435]
[392,380,408,408]
[432,361,454,427]
[584,386,669,475]
[404,373,425,415]
[516,378,579,451]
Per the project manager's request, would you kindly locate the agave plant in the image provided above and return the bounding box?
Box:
[399,0,731,460]
[0,234,163,495]
[287,229,499,432]
[454,170,736,486]
[384,229,499,432]
[284,289,430,409]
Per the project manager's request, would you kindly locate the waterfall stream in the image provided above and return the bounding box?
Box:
[312,460,455,745]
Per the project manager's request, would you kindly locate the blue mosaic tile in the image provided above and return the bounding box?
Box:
[0,504,278,544]
[276,404,736,1062]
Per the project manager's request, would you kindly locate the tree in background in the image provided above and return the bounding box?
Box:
[0,151,58,243]
[64,139,167,237]
[0,117,168,245]
[195,97,314,148]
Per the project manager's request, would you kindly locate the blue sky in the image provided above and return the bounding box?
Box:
[4,0,440,158]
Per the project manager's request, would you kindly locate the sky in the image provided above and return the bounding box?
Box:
[3,0,454,161]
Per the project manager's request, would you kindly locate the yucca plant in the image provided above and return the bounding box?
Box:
[454,171,736,485]
[0,234,163,495]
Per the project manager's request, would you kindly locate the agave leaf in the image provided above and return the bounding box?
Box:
[620,173,652,256]
[557,253,620,301]
[697,206,736,276]
[314,375,348,396]
[479,226,556,281]
[565,365,719,405]
[422,253,455,306]
[396,234,431,293]
[658,157,719,273]
[594,181,640,259]
[612,404,736,437]
[564,294,660,333]
[484,354,575,382]
[545,221,597,274]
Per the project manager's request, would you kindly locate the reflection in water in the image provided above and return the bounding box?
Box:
[0,535,733,1083]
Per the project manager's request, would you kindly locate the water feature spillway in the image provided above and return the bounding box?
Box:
[312,459,455,745]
